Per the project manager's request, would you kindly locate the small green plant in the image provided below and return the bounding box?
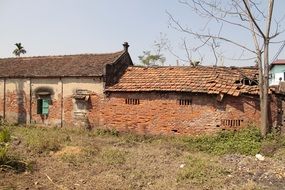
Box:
[0,128,11,143]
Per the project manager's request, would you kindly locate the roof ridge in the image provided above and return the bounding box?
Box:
[128,65,257,69]
[0,50,124,60]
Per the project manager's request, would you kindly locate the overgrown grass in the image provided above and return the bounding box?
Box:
[181,127,263,155]
[59,146,100,166]
[0,127,33,172]
[0,127,11,164]
[11,126,71,154]
[2,125,285,189]
[177,127,285,157]
[84,127,285,156]
[178,154,229,186]
[93,128,157,144]
[100,148,127,165]
[0,128,11,143]
[94,128,119,137]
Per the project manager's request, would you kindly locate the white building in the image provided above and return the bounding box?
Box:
[269,59,285,86]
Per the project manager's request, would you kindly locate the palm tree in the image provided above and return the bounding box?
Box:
[13,43,26,57]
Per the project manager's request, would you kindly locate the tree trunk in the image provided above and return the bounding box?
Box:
[260,40,270,137]
[256,50,266,137]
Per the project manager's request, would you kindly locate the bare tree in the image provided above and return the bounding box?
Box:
[166,38,205,66]
[168,0,285,136]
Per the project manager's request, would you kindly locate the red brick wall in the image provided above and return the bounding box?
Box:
[62,96,73,127]
[63,94,102,128]
[87,94,102,127]
[2,86,283,135]
[3,90,103,127]
[98,92,279,135]
[5,91,30,124]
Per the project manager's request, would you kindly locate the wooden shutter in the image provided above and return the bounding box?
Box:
[42,99,49,115]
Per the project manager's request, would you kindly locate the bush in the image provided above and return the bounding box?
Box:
[182,127,262,155]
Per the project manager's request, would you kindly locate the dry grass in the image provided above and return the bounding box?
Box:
[1,126,285,190]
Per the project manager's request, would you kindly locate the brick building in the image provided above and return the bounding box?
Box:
[102,66,283,135]
[0,43,133,127]
[0,43,283,135]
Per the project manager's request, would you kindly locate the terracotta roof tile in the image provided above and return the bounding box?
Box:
[106,66,260,96]
[0,51,125,77]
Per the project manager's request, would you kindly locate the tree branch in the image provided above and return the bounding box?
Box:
[242,0,266,39]
[167,11,256,54]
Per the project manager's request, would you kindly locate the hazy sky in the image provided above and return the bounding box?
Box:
[0,0,285,66]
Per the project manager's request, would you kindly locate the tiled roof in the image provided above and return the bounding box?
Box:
[272,59,285,64]
[0,51,125,77]
[106,66,260,96]
[270,59,285,69]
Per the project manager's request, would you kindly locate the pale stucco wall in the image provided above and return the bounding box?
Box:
[0,77,104,125]
[62,77,104,97]
[5,79,31,123]
[31,78,61,100]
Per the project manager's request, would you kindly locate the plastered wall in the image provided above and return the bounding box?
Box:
[0,77,103,126]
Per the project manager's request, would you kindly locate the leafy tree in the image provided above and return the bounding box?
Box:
[13,43,26,57]
[138,51,166,66]
[139,33,167,66]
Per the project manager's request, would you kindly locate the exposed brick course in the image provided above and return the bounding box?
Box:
[5,91,30,124]
[98,92,280,135]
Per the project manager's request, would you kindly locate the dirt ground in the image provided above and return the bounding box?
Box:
[1,127,285,190]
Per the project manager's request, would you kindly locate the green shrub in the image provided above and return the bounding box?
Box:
[182,127,262,155]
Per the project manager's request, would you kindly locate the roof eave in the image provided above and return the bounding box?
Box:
[0,75,104,79]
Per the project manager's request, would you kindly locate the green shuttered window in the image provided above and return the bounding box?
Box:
[37,99,49,115]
